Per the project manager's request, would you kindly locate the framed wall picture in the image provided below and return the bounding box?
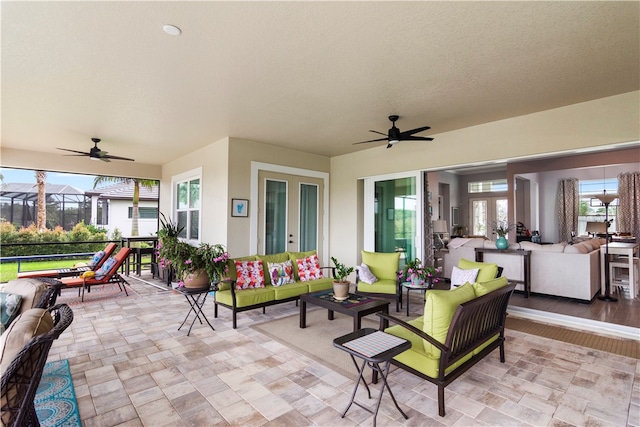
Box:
[231,199,249,217]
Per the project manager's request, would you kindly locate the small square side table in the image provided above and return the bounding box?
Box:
[333,328,410,426]
[175,284,216,336]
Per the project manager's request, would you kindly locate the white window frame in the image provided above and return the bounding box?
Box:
[171,167,202,244]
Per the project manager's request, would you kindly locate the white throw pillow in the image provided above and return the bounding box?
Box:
[358,263,378,284]
[450,266,479,289]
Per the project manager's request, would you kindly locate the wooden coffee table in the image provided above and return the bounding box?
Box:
[300,290,390,331]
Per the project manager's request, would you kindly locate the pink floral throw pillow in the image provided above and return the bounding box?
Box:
[296,254,323,282]
[234,260,265,290]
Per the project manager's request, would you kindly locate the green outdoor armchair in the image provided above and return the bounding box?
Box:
[355,250,402,312]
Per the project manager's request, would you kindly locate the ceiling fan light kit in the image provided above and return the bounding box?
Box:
[354,115,434,148]
[57,138,135,162]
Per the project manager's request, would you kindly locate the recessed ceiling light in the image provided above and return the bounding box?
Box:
[163,24,181,36]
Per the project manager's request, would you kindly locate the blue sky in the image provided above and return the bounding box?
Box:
[0,167,98,191]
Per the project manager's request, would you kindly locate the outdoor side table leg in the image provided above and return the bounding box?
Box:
[341,355,371,419]
[406,288,411,316]
[178,292,215,336]
[374,360,409,423]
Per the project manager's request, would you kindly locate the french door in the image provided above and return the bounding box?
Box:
[258,170,324,256]
[469,197,508,238]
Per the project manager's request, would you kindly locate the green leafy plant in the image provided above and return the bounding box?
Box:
[491,220,515,237]
[331,256,354,283]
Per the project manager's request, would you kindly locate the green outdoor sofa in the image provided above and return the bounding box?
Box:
[377,275,516,417]
[213,250,335,328]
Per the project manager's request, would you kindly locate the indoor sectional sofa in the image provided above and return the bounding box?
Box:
[214,250,335,328]
[443,237,603,301]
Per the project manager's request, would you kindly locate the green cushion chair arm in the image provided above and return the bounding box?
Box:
[377,312,447,353]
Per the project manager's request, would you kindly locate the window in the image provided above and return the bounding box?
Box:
[578,178,618,236]
[127,207,158,219]
[172,169,201,241]
[468,179,507,193]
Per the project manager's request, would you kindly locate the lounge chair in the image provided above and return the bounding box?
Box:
[59,247,131,301]
[16,242,118,279]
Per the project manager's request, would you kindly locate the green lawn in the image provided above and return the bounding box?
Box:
[0,255,153,282]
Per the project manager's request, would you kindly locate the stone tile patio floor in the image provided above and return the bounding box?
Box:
[47,278,639,426]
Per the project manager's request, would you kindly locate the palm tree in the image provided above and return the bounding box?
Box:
[36,170,47,230]
[93,176,156,237]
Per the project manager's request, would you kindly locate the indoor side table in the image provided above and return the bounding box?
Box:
[333,328,411,427]
[175,284,216,336]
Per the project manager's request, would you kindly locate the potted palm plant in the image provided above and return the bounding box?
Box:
[331,256,354,301]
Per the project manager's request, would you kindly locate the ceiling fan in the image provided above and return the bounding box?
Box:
[57,138,135,162]
[353,115,434,148]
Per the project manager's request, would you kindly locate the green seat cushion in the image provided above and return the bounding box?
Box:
[392,346,473,379]
[422,283,476,357]
[257,253,291,285]
[458,258,499,282]
[356,278,396,295]
[305,277,334,292]
[215,286,275,308]
[226,255,257,281]
[288,250,317,281]
[272,281,309,300]
[473,276,509,297]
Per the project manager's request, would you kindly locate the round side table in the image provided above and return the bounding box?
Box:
[401,281,432,316]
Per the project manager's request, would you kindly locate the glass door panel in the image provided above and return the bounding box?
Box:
[374,176,417,268]
[299,183,318,252]
[265,180,287,254]
[470,197,508,238]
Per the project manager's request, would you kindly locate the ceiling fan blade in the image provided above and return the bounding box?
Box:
[353,137,389,145]
[103,154,135,162]
[400,125,431,136]
[368,130,387,137]
[57,148,89,155]
[400,136,435,141]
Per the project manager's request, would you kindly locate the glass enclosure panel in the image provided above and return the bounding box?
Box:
[177,211,187,238]
[189,210,199,240]
[265,180,287,254]
[299,183,318,251]
[189,179,200,209]
[472,200,487,236]
[375,177,416,268]
[177,182,188,209]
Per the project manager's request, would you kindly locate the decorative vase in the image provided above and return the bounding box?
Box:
[182,270,211,289]
[495,236,509,250]
[333,281,350,301]
[411,276,424,287]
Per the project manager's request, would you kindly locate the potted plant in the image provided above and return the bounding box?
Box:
[491,220,515,250]
[156,213,230,289]
[399,258,440,287]
[331,256,354,300]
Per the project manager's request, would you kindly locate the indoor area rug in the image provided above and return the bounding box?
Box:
[35,359,81,427]
[56,282,138,305]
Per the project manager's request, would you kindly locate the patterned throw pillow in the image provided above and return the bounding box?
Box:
[235,260,265,290]
[95,257,118,279]
[0,292,23,334]
[358,263,378,284]
[87,250,106,267]
[450,266,479,289]
[267,260,295,287]
[296,254,323,282]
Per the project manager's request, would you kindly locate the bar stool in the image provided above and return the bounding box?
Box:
[609,255,639,298]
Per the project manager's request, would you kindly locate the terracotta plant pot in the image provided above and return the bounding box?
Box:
[333,281,350,301]
[182,270,210,289]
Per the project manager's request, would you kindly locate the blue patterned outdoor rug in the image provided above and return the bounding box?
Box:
[35,359,81,427]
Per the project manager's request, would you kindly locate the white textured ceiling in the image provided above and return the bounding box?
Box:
[2,1,638,164]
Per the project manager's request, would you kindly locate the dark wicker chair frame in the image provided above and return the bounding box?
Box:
[0,304,74,427]
[376,283,516,417]
[33,278,63,309]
